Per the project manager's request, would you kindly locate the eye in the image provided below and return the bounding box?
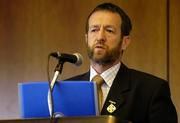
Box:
[91,29,97,32]
[106,28,115,33]
[107,29,114,33]
[89,27,99,33]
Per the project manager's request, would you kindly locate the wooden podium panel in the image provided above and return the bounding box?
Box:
[0,115,130,123]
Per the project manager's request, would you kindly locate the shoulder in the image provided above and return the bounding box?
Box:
[129,68,167,85]
[119,63,168,94]
[65,71,90,81]
[126,67,169,96]
[130,68,166,81]
[121,63,167,85]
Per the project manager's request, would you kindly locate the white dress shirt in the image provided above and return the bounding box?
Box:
[90,62,121,105]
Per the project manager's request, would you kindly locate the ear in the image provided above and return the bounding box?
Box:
[85,34,88,44]
[121,35,131,50]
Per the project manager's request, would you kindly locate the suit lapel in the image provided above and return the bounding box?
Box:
[79,71,90,81]
[101,63,131,115]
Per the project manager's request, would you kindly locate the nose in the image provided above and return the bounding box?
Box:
[96,29,106,43]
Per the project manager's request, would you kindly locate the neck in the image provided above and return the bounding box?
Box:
[90,60,120,74]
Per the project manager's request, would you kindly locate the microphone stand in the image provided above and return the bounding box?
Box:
[48,60,64,119]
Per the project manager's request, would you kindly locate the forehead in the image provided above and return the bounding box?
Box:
[88,11,121,27]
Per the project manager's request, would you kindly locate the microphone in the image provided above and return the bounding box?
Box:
[50,52,83,66]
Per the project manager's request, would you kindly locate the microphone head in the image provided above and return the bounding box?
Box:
[73,53,83,66]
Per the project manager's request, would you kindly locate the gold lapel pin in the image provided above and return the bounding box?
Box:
[107,100,116,113]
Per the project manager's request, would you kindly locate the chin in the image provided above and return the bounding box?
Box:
[93,54,105,60]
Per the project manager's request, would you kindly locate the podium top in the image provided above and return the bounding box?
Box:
[0,115,130,123]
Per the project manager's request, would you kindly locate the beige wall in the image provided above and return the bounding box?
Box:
[170,0,180,121]
[0,0,179,121]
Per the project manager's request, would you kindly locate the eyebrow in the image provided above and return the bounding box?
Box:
[89,25,99,28]
[89,25,116,29]
[105,25,116,29]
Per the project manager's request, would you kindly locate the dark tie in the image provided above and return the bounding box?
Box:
[92,75,104,112]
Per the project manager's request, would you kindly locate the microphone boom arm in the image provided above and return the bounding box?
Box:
[48,61,64,117]
[51,61,64,89]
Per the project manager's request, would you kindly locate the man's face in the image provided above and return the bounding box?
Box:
[86,11,124,65]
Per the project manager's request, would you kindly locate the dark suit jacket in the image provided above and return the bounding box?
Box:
[67,63,177,123]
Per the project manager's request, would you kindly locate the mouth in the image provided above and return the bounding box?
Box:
[93,45,106,54]
[94,44,105,49]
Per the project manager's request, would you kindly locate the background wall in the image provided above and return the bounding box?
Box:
[170,0,180,121]
[0,0,179,121]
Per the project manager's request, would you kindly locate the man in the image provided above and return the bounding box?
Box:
[68,3,177,123]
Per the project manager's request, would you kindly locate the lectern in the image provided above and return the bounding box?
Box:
[0,115,131,123]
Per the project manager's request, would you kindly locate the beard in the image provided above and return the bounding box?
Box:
[87,41,123,65]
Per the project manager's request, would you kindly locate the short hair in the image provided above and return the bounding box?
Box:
[85,3,132,37]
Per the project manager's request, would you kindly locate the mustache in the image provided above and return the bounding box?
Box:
[93,43,107,49]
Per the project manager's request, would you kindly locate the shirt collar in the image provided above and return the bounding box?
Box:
[90,62,121,87]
